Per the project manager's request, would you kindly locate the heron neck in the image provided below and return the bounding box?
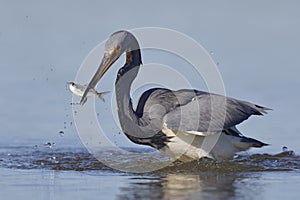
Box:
[115,50,142,131]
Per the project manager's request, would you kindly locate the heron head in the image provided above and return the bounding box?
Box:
[80,31,139,105]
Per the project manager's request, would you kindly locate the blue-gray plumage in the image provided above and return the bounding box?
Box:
[81,30,270,161]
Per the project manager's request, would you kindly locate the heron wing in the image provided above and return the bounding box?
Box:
[163,91,270,133]
[136,88,270,133]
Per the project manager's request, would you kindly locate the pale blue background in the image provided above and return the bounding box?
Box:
[0,0,299,154]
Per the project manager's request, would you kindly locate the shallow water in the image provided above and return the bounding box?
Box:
[1,145,299,199]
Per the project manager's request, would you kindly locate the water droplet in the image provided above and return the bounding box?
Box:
[44,142,55,148]
[209,50,214,55]
[282,146,288,152]
[59,130,64,137]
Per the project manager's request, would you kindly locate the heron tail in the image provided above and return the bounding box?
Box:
[224,127,269,150]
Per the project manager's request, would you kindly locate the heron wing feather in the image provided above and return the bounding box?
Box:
[136,88,269,133]
[163,91,269,132]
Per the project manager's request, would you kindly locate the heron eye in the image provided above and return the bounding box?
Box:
[109,48,116,55]
[116,45,121,51]
[108,45,122,55]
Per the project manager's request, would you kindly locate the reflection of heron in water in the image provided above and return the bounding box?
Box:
[81,30,269,161]
[117,172,248,199]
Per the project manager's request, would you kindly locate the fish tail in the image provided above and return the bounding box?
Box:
[96,91,110,102]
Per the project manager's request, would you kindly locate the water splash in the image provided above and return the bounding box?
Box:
[0,146,299,173]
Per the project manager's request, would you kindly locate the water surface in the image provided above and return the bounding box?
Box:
[1,145,299,200]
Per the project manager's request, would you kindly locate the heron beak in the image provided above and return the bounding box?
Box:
[80,53,117,105]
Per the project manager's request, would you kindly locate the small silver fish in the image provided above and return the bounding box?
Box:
[67,82,110,105]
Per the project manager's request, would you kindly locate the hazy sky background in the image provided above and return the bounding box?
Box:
[0,1,299,153]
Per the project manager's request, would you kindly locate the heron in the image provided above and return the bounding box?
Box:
[80,30,270,161]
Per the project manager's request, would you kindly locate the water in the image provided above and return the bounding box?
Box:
[1,145,299,199]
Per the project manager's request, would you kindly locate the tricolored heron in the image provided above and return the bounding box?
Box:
[80,30,269,161]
